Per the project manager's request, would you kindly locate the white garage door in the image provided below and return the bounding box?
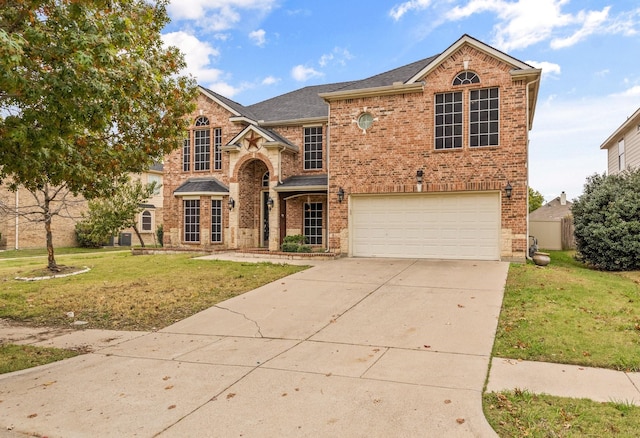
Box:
[351,193,500,260]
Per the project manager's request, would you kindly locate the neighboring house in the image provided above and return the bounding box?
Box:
[529,192,575,251]
[600,107,640,174]
[163,34,541,261]
[0,165,163,250]
[0,183,86,250]
[120,163,164,247]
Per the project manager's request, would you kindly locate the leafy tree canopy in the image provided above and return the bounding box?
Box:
[528,187,544,213]
[0,0,197,198]
[572,170,640,271]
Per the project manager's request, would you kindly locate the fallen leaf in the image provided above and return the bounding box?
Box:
[168,405,176,410]
[162,376,171,381]
[165,385,174,390]
[457,304,465,308]
[456,418,465,424]
[424,345,431,349]
[226,393,236,399]
[27,413,38,419]
[282,393,288,397]
[444,400,452,404]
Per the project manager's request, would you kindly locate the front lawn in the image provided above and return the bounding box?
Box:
[492,251,640,371]
[1,250,307,373]
[485,251,640,436]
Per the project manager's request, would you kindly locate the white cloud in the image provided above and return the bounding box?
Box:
[389,0,433,21]
[167,0,277,32]
[249,29,267,47]
[319,47,353,67]
[526,60,561,78]
[262,76,279,85]
[529,86,639,200]
[392,0,638,52]
[162,31,222,84]
[291,65,324,82]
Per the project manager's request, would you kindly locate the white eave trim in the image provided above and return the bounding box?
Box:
[229,116,258,125]
[407,35,535,84]
[173,191,229,197]
[600,107,640,150]
[319,82,424,102]
[264,142,299,153]
[258,116,328,127]
[274,185,328,192]
[198,86,242,117]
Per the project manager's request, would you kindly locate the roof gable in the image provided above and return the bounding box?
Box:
[406,34,534,84]
[600,107,640,150]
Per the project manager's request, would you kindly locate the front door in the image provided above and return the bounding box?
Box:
[262,191,270,247]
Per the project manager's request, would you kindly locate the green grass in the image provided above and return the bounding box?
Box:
[0,344,78,374]
[492,250,640,371]
[0,246,127,259]
[1,251,307,330]
[485,250,640,436]
[1,251,307,373]
[484,390,640,437]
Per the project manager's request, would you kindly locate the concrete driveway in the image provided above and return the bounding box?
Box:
[0,257,508,437]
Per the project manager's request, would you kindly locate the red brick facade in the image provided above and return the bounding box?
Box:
[162,35,540,261]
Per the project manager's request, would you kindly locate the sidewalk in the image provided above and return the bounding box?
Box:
[5,322,640,407]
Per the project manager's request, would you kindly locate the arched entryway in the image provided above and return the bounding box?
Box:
[237,159,271,248]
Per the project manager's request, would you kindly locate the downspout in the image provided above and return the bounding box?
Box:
[14,190,19,250]
[325,104,331,252]
[525,76,540,260]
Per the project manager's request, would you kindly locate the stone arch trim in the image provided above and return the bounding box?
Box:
[231,153,275,183]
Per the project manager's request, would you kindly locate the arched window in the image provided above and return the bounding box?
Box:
[194,116,211,171]
[453,71,480,86]
[195,116,210,126]
[141,211,152,231]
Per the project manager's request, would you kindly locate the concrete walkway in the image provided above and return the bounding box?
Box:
[1,255,639,437]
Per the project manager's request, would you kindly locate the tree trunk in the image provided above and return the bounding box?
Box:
[43,192,58,271]
[132,224,145,248]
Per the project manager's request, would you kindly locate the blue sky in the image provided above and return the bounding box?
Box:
[162,0,640,202]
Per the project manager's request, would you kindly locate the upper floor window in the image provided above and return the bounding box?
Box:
[213,127,222,170]
[262,171,269,188]
[194,116,210,171]
[618,139,625,171]
[148,174,162,195]
[435,92,463,150]
[470,88,499,147]
[304,126,323,170]
[453,71,480,85]
[182,138,190,171]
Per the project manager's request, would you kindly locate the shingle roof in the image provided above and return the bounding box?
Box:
[243,55,440,123]
[174,177,228,194]
[275,174,328,191]
[246,82,355,123]
[529,197,573,221]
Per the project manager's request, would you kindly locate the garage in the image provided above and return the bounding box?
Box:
[350,192,500,260]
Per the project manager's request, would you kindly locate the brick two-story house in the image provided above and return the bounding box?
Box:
[163,34,541,261]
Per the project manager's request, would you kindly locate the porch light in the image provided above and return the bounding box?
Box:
[267,197,274,210]
[337,187,345,203]
[416,169,424,184]
[505,181,513,199]
[228,197,235,210]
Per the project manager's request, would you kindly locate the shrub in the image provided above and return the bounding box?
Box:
[572,170,640,271]
[281,235,310,252]
[156,224,164,247]
[74,220,107,248]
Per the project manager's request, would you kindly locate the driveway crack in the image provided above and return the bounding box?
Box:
[214,305,263,337]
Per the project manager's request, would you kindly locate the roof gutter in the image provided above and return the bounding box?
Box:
[319,82,425,102]
[258,116,328,127]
